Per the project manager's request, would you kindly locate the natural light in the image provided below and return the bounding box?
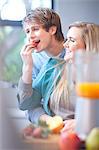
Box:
[0,0,26,21]
[0,0,52,21]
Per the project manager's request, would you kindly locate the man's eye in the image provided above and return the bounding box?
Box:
[34,28,39,31]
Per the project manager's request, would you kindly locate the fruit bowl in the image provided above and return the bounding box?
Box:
[20,116,64,150]
[21,123,60,150]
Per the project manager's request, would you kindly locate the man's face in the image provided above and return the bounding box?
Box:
[24,22,53,53]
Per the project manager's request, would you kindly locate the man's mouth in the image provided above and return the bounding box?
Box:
[30,40,40,47]
[35,40,40,44]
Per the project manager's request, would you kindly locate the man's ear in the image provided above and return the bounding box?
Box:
[49,26,57,35]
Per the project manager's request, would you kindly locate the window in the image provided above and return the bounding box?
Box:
[0,0,53,21]
[0,25,24,84]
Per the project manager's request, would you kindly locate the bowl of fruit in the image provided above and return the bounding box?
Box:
[21,116,64,150]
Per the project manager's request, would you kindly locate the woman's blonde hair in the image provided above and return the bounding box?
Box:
[69,22,99,52]
[50,22,99,116]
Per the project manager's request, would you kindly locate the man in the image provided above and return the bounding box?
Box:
[25,51,49,122]
[18,7,65,123]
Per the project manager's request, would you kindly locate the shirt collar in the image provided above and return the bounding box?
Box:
[51,49,66,59]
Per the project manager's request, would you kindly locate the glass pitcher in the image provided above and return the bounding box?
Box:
[74,50,99,140]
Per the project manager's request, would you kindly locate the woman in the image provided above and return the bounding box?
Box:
[58,22,99,132]
[50,22,99,116]
[41,22,99,132]
[18,21,99,133]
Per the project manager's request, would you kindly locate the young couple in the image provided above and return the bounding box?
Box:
[17,7,99,133]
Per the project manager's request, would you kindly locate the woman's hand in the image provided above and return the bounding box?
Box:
[40,114,53,123]
[61,119,75,134]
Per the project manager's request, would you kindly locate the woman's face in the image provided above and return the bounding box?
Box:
[64,27,85,61]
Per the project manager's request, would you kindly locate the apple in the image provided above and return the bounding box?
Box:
[47,115,64,134]
[59,132,82,150]
[86,128,99,150]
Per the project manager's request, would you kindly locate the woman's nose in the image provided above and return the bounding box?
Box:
[63,40,69,48]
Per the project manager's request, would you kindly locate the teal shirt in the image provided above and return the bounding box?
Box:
[18,58,65,115]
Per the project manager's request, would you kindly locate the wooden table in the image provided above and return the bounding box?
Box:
[24,134,60,150]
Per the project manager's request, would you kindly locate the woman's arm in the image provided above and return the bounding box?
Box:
[61,119,75,134]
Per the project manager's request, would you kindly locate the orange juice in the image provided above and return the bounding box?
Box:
[76,82,99,99]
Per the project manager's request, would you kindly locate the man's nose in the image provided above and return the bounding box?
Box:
[29,30,35,40]
[29,30,35,38]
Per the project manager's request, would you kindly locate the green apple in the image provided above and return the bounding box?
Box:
[86,128,99,150]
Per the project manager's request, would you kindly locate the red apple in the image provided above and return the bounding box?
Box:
[59,132,81,150]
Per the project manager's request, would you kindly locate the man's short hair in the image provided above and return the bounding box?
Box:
[23,7,64,41]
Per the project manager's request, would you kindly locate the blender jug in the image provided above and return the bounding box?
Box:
[74,50,99,140]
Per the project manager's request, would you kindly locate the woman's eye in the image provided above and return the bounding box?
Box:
[71,39,75,42]
[64,38,75,42]
[25,29,30,34]
[64,38,68,42]
[69,38,76,43]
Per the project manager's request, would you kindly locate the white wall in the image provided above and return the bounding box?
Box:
[54,0,99,37]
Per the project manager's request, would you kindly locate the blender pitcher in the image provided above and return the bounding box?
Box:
[74,50,99,140]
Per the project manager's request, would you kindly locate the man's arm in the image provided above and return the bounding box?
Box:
[25,51,50,123]
[18,78,42,110]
